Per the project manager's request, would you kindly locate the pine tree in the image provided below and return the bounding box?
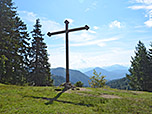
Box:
[0,0,30,85]
[13,16,31,85]
[127,41,149,91]
[29,19,52,86]
[147,43,152,91]
[0,0,18,83]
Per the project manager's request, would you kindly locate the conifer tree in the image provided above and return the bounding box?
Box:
[0,0,18,83]
[13,16,31,84]
[0,0,30,85]
[127,41,149,91]
[147,43,152,91]
[29,19,52,86]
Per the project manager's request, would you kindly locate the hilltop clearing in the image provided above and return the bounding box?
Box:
[0,84,152,113]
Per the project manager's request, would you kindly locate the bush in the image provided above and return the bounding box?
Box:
[74,81,84,87]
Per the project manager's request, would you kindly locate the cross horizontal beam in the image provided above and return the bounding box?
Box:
[47,25,89,37]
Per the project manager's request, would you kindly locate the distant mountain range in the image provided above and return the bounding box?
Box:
[51,64,129,86]
[51,67,90,86]
[102,64,129,72]
[84,65,129,81]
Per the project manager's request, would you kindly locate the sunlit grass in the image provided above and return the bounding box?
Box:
[0,84,152,114]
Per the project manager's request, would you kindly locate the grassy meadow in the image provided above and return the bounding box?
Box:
[0,83,152,114]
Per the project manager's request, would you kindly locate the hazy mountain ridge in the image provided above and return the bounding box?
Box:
[51,67,90,86]
[51,65,129,86]
[84,65,129,81]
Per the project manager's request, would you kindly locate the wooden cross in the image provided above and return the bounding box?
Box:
[47,20,89,84]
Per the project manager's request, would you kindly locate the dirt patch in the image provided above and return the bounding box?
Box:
[99,94,121,99]
[79,88,92,91]
[65,88,121,99]
[131,91,145,94]
[64,88,92,93]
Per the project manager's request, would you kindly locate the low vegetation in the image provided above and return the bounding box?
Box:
[89,69,107,88]
[74,81,84,87]
[0,83,152,114]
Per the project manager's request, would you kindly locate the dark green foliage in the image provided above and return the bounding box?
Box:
[106,77,132,90]
[0,0,52,86]
[0,0,30,85]
[148,43,152,91]
[29,19,52,86]
[127,41,151,91]
[74,81,84,87]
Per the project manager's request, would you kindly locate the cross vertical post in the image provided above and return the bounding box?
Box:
[65,20,69,83]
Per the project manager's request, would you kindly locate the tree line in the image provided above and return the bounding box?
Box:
[127,41,152,91]
[0,0,52,86]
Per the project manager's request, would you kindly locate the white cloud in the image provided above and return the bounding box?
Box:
[68,48,132,69]
[135,0,152,4]
[128,1,152,27]
[109,20,122,28]
[128,5,152,10]
[70,31,95,43]
[64,18,74,24]
[93,26,99,30]
[41,19,62,33]
[144,19,152,27]
[70,37,119,47]
[17,11,64,35]
[88,30,96,33]
[18,11,37,23]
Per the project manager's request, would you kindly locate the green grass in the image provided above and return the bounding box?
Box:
[0,84,152,114]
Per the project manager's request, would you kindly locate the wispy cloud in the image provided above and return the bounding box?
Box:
[70,37,119,47]
[18,11,37,23]
[70,31,95,43]
[109,20,122,28]
[17,11,64,37]
[134,0,152,4]
[85,1,98,12]
[128,5,152,10]
[129,0,152,27]
[69,48,132,69]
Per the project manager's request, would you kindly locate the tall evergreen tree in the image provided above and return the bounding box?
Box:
[29,19,52,86]
[147,42,152,91]
[0,0,30,85]
[0,0,17,83]
[127,41,149,91]
[13,16,31,84]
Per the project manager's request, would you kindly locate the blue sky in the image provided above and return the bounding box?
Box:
[13,0,152,70]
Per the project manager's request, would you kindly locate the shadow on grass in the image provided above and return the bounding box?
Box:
[26,88,93,107]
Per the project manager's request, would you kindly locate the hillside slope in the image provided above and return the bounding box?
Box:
[106,77,131,90]
[85,66,128,81]
[0,84,152,114]
[51,67,90,86]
